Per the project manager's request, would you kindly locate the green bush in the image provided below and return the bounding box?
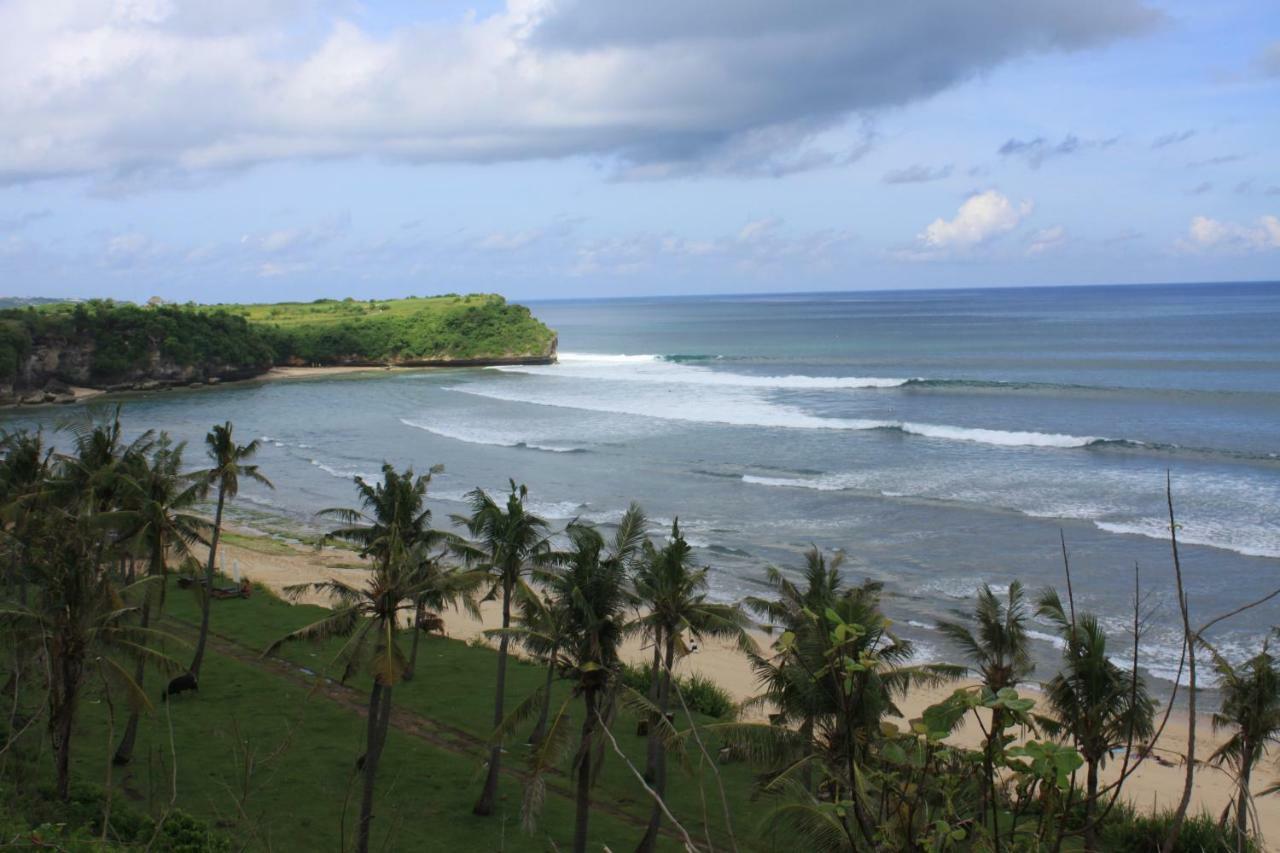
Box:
[1100,804,1258,852]
[619,662,737,720]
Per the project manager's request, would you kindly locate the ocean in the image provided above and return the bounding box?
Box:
[6,282,1278,691]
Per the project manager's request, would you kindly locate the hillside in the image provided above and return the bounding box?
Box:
[0,294,556,404]
[228,293,557,367]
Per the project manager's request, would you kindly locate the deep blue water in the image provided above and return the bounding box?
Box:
[5,282,1278,688]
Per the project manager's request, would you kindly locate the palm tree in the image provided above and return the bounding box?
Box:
[0,412,177,800]
[633,519,753,853]
[743,548,850,787]
[501,510,645,853]
[737,572,963,849]
[190,422,271,680]
[267,463,457,853]
[1208,631,1280,850]
[110,437,206,765]
[498,582,572,746]
[936,581,1035,828]
[403,538,483,682]
[1037,588,1155,851]
[0,428,52,606]
[453,482,555,817]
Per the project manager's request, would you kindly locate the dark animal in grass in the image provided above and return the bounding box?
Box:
[162,672,198,700]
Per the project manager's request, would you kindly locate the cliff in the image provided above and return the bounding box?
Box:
[0,295,557,406]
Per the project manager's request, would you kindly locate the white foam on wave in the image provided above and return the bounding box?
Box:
[742,474,847,491]
[309,459,378,482]
[399,418,583,453]
[494,352,910,390]
[897,422,1097,449]
[1093,519,1280,559]
[450,384,1099,449]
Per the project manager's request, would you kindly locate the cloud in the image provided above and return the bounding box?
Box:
[1180,214,1280,252]
[1151,129,1195,149]
[571,217,853,276]
[998,134,1117,168]
[1187,154,1243,168]
[1026,225,1067,255]
[917,190,1033,251]
[0,0,1160,184]
[883,164,953,185]
[1186,181,1212,196]
[0,209,51,231]
[240,215,348,254]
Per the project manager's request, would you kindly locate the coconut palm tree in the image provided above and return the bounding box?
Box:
[1208,630,1280,851]
[743,548,850,788]
[189,422,271,680]
[0,428,53,606]
[936,581,1035,827]
[402,538,483,682]
[733,572,963,850]
[500,509,645,853]
[0,412,177,800]
[633,519,753,853]
[1037,588,1155,852]
[453,482,555,817]
[110,437,206,765]
[267,463,456,853]
[496,582,572,746]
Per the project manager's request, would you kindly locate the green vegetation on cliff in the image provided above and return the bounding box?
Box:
[229,293,556,365]
[0,300,274,384]
[0,294,555,395]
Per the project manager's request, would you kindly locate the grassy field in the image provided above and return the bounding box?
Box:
[215,294,557,366]
[46,581,770,852]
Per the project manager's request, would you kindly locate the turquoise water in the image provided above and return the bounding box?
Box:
[6,282,1278,687]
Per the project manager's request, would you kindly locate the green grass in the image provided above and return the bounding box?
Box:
[213,294,557,365]
[28,583,771,851]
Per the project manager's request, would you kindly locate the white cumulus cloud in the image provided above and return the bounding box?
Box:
[920,191,1033,249]
[1181,215,1280,252]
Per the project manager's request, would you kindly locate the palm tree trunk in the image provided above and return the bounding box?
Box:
[1083,758,1100,852]
[190,483,226,678]
[404,604,422,682]
[529,657,555,745]
[1234,753,1252,852]
[642,632,662,784]
[473,576,513,816]
[637,635,676,853]
[113,595,152,765]
[54,655,82,801]
[573,685,598,853]
[357,680,387,853]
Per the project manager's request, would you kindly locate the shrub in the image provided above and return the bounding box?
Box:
[619,662,737,720]
[1100,804,1258,852]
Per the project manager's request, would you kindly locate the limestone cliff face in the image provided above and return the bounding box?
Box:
[2,338,271,405]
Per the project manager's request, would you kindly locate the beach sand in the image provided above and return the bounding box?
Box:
[219,534,1279,846]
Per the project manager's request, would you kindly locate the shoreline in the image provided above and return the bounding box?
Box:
[214,527,1280,845]
[0,355,555,411]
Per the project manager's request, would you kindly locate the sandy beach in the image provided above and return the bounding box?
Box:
[216,531,1280,846]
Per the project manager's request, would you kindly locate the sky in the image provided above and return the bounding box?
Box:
[0,0,1277,303]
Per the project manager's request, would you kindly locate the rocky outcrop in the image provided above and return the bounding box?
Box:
[2,338,270,407]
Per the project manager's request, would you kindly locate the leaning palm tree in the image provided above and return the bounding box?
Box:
[1208,630,1280,851]
[0,428,53,605]
[453,482,555,817]
[633,519,753,853]
[936,581,1035,828]
[402,538,483,681]
[1037,588,1155,851]
[110,437,206,765]
[496,582,573,746]
[190,422,271,679]
[499,511,645,853]
[267,463,454,853]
